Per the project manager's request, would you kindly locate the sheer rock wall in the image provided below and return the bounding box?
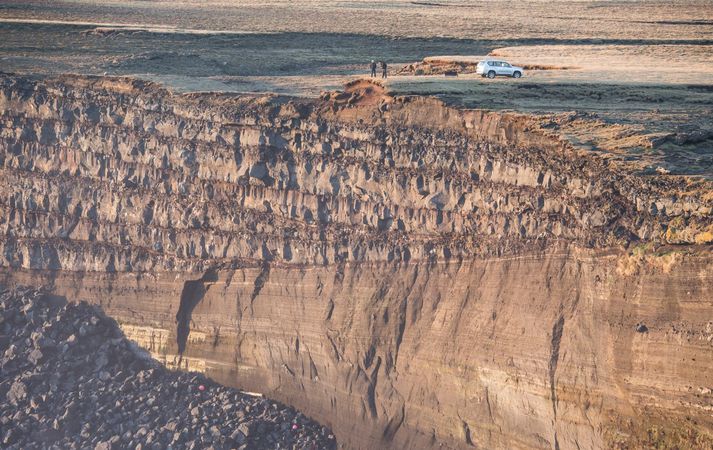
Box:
[1,74,712,449]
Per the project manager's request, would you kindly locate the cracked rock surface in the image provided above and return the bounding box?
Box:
[0,73,711,450]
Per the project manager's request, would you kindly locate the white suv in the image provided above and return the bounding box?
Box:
[476,60,524,79]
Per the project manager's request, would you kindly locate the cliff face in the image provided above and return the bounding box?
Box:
[1,74,712,449]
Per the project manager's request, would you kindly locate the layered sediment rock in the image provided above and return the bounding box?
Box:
[0,286,336,449]
[0,73,712,449]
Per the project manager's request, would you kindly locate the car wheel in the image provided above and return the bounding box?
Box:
[487,71,496,79]
[513,71,522,78]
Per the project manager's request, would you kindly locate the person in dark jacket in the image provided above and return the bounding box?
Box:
[381,61,388,79]
[370,60,377,77]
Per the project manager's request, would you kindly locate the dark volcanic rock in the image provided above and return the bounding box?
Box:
[0,286,336,450]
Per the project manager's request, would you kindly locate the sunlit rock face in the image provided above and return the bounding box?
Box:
[1,74,712,450]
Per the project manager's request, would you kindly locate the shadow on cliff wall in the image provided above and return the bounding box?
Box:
[175,269,219,358]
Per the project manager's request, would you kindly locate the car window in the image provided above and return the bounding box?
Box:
[503,62,511,67]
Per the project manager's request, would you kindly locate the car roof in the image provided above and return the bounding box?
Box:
[480,59,521,67]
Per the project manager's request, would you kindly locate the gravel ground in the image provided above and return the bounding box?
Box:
[0,287,337,450]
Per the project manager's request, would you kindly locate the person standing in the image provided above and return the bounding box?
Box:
[370,60,377,77]
[381,61,388,79]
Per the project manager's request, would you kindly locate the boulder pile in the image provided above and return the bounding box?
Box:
[0,287,337,450]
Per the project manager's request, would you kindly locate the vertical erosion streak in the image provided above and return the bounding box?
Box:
[250,262,271,309]
[366,356,382,420]
[549,314,565,450]
[176,269,218,356]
